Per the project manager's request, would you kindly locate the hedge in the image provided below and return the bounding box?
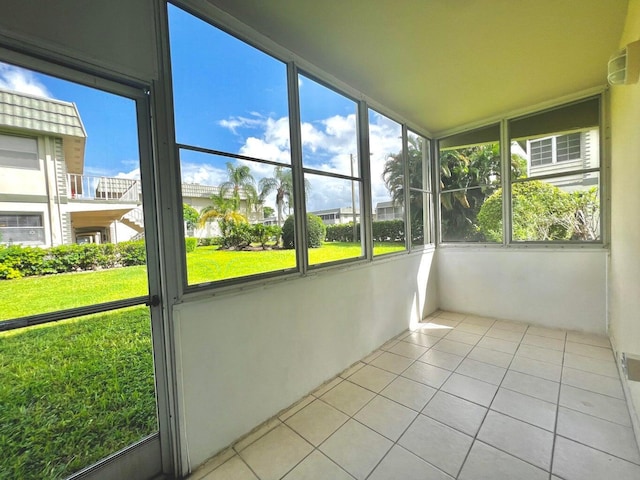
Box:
[325,220,405,243]
[0,241,146,280]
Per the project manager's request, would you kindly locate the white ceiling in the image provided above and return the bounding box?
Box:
[207,0,629,136]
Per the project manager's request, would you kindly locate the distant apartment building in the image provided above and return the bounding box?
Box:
[0,87,260,247]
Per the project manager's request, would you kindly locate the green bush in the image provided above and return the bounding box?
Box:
[325,220,405,243]
[250,224,281,248]
[0,241,147,279]
[185,237,198,253]
[477,181,575,241]
[282,214,326,249]
[221,221,252,249]
[116,241,146,266]
[0,245,48,277]
[325,223,360,242]
[197,237,223,247]
[372,220,404,242]
[0,262,22,279]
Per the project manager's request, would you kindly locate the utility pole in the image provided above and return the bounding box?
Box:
[350,153,357,242]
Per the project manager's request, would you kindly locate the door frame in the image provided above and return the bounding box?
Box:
[0,45,177,479]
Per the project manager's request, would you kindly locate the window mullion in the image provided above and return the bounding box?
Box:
[358,100,373,260]
[501,119,511,245]
[287,61,308,273]
[401,124,411,251]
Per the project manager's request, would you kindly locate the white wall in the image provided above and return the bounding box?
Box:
[609,0,640,435]
[173,251,437,471]
[437,248,608,333]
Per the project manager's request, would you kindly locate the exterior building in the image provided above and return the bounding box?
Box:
[525,129,599,191]
[311,207,360,225]
[375,200,403,221]
[0,87,142,247]
[0,87,262,246]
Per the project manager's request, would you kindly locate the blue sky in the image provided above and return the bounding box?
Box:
[0,4,405,212]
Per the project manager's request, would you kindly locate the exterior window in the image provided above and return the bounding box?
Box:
[0,213,45,244]
[530,138,553,166]
[0,134,38,169]
[169,5,295,285]
[509,97,601,242]
[556,133,581,162]
[438,124,501,243]
[298,74,363,266]
[370,109,405,256]
[408,131,432,246]
[529,133,581,167]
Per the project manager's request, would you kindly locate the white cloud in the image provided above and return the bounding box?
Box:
[180,162,227,186]
[115,168,141,180]
[0,63,52,98]
[216,111,403,212]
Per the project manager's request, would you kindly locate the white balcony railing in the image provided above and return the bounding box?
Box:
[68,174,141,203]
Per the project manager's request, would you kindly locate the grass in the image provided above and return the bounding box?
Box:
[0,307,156,480]
[0,241,405,479]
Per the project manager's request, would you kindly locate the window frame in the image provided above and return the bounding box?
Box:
[0,212,45,245]
[0,132,40,170]
[166,1,436,298]
[435,92,606,248]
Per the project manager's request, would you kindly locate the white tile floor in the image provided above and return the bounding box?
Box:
[189,311,640,480]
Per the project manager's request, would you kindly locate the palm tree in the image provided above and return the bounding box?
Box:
[258,166,293,227]
[199,191,247,239]
[220,162,258,216]
[258,167,310,226]
[382,135,425,224]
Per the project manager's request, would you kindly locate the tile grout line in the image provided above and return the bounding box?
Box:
[548,331,568,480]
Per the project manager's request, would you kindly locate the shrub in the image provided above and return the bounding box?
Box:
[185,237,198,253]
[250,224,281,248]
[117,241,146,266]
[0,262,22,279]
[325,223,360,242]
[372,220,404,242]
[477,181,575,241]
[325,220,405,243]
[197,237,223,247]
[0,244,47,277]
[282,215,295,249]
[307,214,326,248]
[221,221,252,249]
[282,214,326,249]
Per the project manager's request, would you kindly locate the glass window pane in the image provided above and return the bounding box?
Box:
[511,173,600,242]
[0,306,157,478]
[179,149,296,284]
[513,128,598,179]
[410,191,431,246]
[439,125,500,243]
[370,109,405,256]
[305,173,363,265]
[168,5,291,164]
[0,63,157,479]
[0,62,147,316]
[169,5,298,285]
[298,75,358,177]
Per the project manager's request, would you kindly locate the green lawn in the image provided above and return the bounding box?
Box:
[0,307,156,480]
[0,241,405,479]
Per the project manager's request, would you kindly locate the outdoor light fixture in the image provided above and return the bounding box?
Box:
[607,39,640,85]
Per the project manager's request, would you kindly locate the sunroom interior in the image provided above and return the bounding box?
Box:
[1,0,640,479]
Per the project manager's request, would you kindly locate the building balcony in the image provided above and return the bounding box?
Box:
[68,174,141,203]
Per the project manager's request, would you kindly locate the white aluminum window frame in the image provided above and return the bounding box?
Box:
[0,133,39,170]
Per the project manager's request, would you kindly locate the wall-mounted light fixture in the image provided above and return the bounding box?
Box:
[608,39,640,85]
